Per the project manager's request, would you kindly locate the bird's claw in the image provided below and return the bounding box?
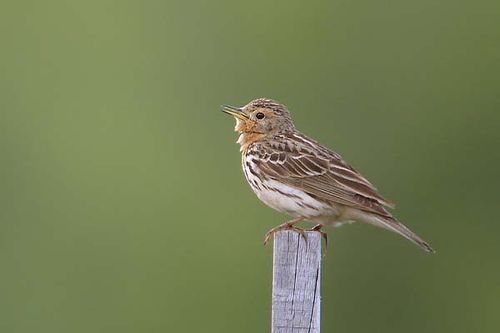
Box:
[307,224,328,246]
[263,218,306,245]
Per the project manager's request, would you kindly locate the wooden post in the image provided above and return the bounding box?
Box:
[272,230,322,333]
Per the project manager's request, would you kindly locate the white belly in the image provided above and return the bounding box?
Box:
[242,153,342,223]
[256,179,340,220]
[259,180,320,214]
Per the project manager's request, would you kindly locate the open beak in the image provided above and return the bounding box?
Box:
[221,105,248,120]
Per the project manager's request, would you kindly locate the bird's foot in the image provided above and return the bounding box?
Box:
[306,224,328,246]
[264,217,304,245]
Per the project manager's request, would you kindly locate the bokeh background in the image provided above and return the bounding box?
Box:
[1,0,499,332]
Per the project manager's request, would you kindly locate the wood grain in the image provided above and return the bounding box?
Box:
[272,230,321,333]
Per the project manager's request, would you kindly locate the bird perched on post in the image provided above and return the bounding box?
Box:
[222,98,434,253]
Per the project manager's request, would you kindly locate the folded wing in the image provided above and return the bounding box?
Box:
[252,134,395,218]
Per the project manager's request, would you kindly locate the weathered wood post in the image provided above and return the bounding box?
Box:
[272,230,322,333]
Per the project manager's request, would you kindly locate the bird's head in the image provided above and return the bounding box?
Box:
[222,98,295,135]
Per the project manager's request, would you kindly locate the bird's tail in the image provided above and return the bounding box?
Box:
[366,215,435,253]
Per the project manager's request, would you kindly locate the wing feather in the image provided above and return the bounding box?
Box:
[253,134,395,217]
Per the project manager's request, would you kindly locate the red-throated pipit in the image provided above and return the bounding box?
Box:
[222,98,434,253]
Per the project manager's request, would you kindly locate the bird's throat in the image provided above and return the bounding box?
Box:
[237,132,265,152]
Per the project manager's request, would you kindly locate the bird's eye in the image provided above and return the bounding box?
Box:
[255,112,265,120]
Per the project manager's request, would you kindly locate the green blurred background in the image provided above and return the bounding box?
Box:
[1,0,499,332]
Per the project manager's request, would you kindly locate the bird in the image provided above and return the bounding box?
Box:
[222,98,434,253]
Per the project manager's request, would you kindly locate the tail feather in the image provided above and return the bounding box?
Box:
[367,216,435,253]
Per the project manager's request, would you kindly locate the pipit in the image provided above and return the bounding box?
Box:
[222,98,434,253]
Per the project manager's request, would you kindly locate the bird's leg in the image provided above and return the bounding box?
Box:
[306,224,328,246]
[264,216,305,245]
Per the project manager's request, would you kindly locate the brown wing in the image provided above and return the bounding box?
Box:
[252,133,395,217]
